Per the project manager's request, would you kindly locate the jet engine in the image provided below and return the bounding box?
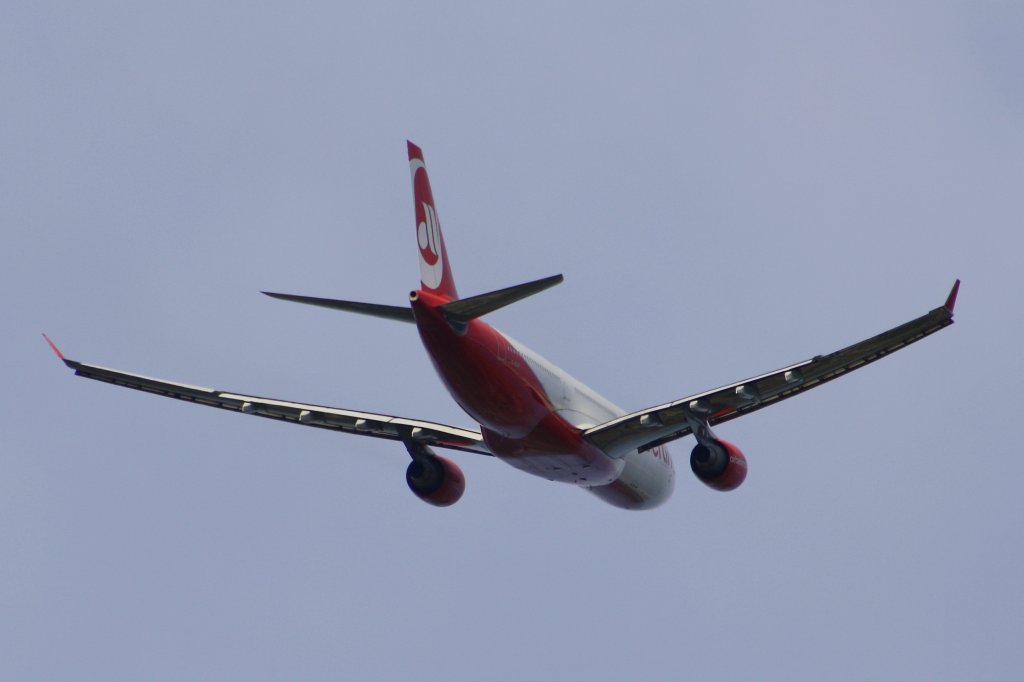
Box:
[406,453,466,506]
[690,438,747,491]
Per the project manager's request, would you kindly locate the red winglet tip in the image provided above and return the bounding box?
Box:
[944,279,960,313]
[42,333,66,360]
[407,140,422,160]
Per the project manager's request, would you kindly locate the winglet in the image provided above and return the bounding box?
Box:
[42,333,65,360]
[944,279,961,313]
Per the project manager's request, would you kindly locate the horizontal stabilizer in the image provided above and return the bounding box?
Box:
[262,291,415,323]
[439,274,564,323]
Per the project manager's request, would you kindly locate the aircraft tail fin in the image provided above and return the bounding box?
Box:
[408,141,459,301]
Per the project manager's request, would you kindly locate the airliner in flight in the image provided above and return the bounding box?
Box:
[46,142,959,509]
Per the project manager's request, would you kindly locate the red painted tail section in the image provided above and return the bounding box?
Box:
[408,141,459,301]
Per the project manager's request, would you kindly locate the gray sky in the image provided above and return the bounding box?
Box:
[3,2,1022,680]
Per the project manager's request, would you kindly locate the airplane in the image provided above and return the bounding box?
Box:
[45,141,959,510]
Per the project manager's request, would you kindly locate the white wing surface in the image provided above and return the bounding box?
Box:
[585,281,959,458]
[47,341,491,457]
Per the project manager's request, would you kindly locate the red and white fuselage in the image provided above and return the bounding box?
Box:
[407,143,675,509]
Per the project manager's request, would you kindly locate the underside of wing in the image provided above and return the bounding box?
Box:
[48,345,491,457]
[585,281,959,458]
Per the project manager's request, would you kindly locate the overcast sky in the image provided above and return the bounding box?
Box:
[3,2,1022,680]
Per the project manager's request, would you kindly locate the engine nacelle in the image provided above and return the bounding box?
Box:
[406,454,466,506]
[690,438,747,491]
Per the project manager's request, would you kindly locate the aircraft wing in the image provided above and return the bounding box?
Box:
[585,281,959,458]
[44,338,492,457]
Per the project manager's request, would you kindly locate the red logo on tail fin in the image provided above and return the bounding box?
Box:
[417,200,444,287]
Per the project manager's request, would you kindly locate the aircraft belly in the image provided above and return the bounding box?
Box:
[482,416,624,486]
[493,450,617,485]
[587,447,676,510]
